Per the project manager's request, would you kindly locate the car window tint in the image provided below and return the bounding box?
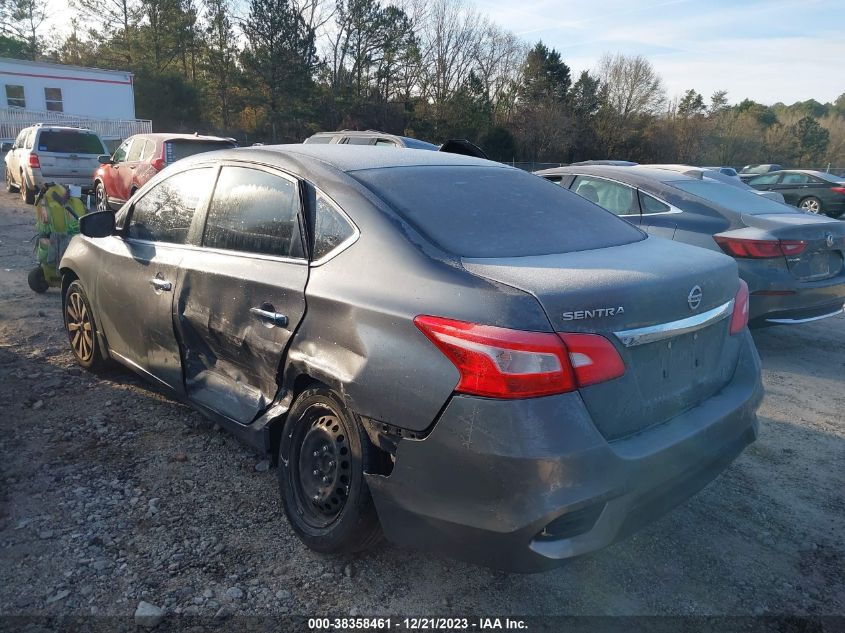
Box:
[375,139,398,147]
[37,131,104,154]
[344,137,373,145]
[749,173,781,185]
[127,139,144,162]
[671,180,794,214]
[351,166,644,258]
[203,166,303,258]
[780,173,811,185]
[127,168,214,243]
[313,194,356,261]
[164,140,235,164]
[639,191,670,214]
[305,136,333,144]
[572,176,638,215]
[113,140,130,163]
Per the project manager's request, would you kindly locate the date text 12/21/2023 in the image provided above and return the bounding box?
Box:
[308,617,529,630]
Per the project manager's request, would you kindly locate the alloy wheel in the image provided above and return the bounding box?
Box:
[66,290,94,363]
[96,183,109,211]
[801,198,821,214]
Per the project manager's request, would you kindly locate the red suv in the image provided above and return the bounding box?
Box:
[93,133,236,210]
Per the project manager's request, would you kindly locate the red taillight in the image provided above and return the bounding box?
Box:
[831,186,845,195]
[714,236,807,258]
[151,156,166,171]
[28,153,40,168]
[413,316,624,399]
[730,280,750,334]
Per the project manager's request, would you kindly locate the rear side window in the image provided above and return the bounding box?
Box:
[780,173,811,185]
[572,176,639,216]
[37,131,105,154]
[139,140,156,161]
[203,166,304,258]
[351,166,644,258]
[164,140,235,164]
[305,136,332,144]
[127,139,144,162]
[313,194,356,261]
[344,137,373,145]
[127,168,214,243]
[639,191,670,214]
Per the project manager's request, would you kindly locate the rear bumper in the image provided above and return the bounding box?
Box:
[367,330,763,572]
[27,168,95,190]
[743,261,845,325]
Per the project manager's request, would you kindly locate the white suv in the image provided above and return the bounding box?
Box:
[4,125,107,204]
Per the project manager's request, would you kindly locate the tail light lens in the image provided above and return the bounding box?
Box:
[831,186,845,195]
[28,153,40,168]
[414,315,625,399]
[151,156,166,171]
[730,280,750,334]
[714,236,807,258]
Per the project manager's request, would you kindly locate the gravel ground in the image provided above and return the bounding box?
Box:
[0,191,843,626]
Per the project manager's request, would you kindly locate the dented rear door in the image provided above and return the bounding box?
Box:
[175,164,308,424]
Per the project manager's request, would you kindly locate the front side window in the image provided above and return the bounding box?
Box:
[748,173,781,186]
[639,190,671,214]
[313,194,356,261]
[112,139,131,163]
[127,168,214,244]
[572,176,639,216]
[5,85,25,108]
[44,87,63,112]
[203,166,303,258]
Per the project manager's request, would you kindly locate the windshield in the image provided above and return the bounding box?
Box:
[37,131,105,154]
[164,140,236,163]
[671,180,794,214]
[351,166,645,258]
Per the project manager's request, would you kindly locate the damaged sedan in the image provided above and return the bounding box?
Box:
[60,145,762,572]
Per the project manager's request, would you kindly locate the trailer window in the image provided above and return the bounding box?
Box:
[5,85,25,108]
[44,88,63,112]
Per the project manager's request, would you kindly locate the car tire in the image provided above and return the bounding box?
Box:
[27,266,49,293]
[799,196,823,214]
[5,167,17,193]
[63,280,105,371]
[20,174,35,204]
[278,386,383,554]
[95,182,110,211]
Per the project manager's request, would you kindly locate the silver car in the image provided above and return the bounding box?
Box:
[4,124,106,203]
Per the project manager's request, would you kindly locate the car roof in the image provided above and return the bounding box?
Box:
[772,169,835,178]
[183,143,505,173]
[309,130,439,149]
[536,164,700,186]
[132,133,234,143]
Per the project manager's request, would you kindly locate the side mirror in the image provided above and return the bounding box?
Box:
[79,211,115,238]
[98,154,113,165]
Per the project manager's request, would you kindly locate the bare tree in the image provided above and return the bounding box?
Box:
[597,52,665,121]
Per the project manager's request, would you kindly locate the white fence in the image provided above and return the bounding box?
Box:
[0,107,152,142]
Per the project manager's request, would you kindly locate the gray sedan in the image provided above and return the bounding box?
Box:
[537,165,845,327]
[60,145,761,572]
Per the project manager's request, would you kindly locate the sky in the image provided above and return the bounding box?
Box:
[473,0,844,106]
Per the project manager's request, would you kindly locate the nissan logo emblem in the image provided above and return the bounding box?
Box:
[688,285,702,311]
[826,233,835,248]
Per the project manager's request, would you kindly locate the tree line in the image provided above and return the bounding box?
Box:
[2,0,844,166]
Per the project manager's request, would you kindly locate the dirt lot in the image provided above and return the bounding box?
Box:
[0,190,843,624]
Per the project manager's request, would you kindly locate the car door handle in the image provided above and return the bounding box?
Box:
[250,307,288,327]
[149,277,172,292]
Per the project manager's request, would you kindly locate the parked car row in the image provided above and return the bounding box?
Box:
[7,126,844,572]
[4,124,236,207]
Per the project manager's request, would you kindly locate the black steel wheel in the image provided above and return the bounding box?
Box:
[278,387,382,553]
[64,280,104,370]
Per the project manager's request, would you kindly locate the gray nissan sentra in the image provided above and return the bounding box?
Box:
[60,145,762,572]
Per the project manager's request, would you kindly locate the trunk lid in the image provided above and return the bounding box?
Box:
[740,213,845,282]
[462,237,743,440]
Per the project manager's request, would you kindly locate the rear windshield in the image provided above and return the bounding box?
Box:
[351,166,645,258]
[37,131,104,154]
[814,172,845,184]
[671,180,793,214]
[165,140,236,163]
